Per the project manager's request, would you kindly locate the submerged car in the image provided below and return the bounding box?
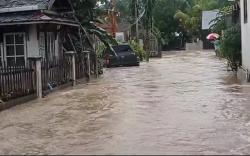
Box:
[104,45,140,68]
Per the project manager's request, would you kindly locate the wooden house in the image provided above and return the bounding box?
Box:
[0,0,94,103]
[0,0,80,66]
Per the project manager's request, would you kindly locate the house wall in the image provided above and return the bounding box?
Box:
[0,24,66,65]
[27,24,61,59]
[241,0,250,71]
[27,25,39,58]
[55,34,59,58]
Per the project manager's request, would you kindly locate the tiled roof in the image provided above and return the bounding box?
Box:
[0,0,50,9]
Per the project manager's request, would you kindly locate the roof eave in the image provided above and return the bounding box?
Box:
[0,4,47,14]
[0,20,80,27]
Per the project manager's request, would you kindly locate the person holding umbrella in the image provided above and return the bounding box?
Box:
[207,33,220,56]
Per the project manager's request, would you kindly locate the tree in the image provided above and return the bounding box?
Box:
[142,0,156,61]
[152,0,231,49]
[71,0,117,52]
[174,4,202,42]
[220,24,241,70]
[210,2,241,70]
[153,0,191,49]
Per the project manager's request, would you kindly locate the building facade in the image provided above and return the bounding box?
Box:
[0,0,94,103]
[240,0,250,78]
[0,0,79,67]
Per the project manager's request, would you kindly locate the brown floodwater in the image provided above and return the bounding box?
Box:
[0,50,250,155]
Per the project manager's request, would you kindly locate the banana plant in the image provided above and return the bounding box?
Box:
[71,0,118,54]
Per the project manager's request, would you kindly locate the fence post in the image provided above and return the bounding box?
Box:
[29,57,42,98]
[83,51,91,79]
[65,51,76,86]
[247,69,250,82]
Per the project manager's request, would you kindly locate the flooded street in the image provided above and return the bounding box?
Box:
[1,50,250,155]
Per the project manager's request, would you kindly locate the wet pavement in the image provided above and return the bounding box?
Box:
[0,50,250,155]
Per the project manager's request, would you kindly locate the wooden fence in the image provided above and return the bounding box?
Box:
[41,58,72,91]
[75,54,86,79]
[0,55,89,101]
[0,64,35,101]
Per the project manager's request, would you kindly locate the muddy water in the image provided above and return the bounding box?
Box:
[0,51,250,155]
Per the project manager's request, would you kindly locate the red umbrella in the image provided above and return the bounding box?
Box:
[207,33,220,40]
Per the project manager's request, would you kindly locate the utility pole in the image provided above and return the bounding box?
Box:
[111,0,117,38]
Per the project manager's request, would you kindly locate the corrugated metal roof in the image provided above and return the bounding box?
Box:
[0,0,50,9]
[0,0,78,26]
[0,11,78,26]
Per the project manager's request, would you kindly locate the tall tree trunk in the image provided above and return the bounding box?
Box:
[130,0,137,40]
[142,0,155,62]
[145,29,150,62]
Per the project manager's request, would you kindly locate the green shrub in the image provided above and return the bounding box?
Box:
[220,24,241,69]
[129,40,146,61]
[96,42,106,58]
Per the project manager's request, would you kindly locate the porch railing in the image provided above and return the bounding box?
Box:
[0,64,35,101]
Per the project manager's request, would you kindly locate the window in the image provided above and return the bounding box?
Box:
[244,0,248,23]
[4,33,26,66]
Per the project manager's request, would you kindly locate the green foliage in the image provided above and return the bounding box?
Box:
[96,42,106,58]
[152,0,231,48]
[174,4,202,41]
[129,40,146,61]
[142,0,156,29]
[193,0,231,10]
[153,0,189,47]
[209,4,235,34]
[116,0,131,23]
[220,24,242,67]
[71,0,117,55]
[116,0,231,49]
[209,15,226,34]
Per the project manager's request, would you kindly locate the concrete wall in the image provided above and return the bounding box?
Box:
[240,0,250,72]
[185,41,203,51]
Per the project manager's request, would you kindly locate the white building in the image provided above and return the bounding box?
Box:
[201,10,219,49]
[240,0,250,79]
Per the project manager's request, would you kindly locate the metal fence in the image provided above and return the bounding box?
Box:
[0,64,36,101]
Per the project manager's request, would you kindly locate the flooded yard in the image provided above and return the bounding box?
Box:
[0,50,250,155]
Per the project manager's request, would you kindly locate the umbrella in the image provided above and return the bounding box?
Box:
[207,33,220,40]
